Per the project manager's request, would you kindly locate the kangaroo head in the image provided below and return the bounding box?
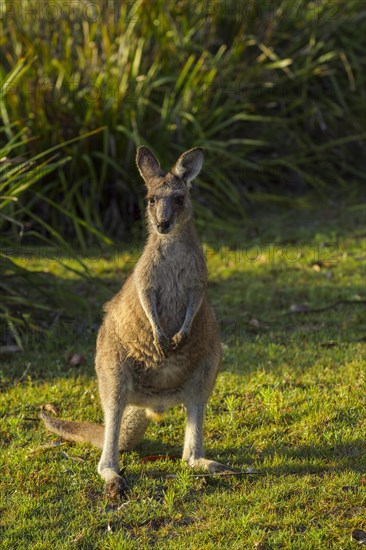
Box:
[136,146,204,235]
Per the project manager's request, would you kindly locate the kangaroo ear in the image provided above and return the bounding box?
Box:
[136,146,163,184]
[171,147,204,187]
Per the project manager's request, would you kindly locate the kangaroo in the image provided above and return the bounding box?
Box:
[41,146,231,498]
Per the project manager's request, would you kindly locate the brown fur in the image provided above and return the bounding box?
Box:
[41,146,232,498]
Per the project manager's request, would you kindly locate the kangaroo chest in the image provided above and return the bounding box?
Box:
[154,257,192,336]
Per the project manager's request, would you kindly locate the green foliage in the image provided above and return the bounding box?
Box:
[0,77,109,346]
[0,0,365,241]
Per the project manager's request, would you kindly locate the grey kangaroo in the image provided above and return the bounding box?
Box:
[41,146,231,498]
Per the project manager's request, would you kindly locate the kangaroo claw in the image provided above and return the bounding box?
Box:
[104,476,129,500]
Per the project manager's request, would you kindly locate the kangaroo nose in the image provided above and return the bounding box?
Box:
[157,220,170,232]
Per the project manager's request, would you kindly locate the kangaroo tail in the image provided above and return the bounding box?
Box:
[40,405,151,451]
[40,409,105,449]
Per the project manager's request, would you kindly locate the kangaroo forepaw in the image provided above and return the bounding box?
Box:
[153,332,170,358]
[171,330,188,351]
[104,476,129,500]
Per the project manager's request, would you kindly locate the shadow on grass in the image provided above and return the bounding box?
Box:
[119,436,366,485]
[1,265,365,386]
[260,440,366,477]
[198,442,366,480]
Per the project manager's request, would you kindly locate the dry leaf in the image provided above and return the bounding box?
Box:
[140,454,179,463]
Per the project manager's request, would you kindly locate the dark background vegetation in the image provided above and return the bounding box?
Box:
[0,0,365,346]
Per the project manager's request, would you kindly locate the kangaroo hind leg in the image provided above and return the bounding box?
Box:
[119,406,150,451]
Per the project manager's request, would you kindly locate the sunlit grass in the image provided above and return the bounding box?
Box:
[1,209,365,548]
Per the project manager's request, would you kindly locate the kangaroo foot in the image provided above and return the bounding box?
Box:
[188,458,236,474]
[104,475,129,500]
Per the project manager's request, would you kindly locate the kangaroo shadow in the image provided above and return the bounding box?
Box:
[206,436,366,478]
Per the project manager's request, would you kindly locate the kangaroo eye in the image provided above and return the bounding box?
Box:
[148,197,156,205]
[175,196,184,206]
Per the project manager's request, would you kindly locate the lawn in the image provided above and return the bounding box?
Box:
[1,205,365,549]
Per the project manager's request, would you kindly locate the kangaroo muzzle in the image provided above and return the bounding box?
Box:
[157,219,171,233]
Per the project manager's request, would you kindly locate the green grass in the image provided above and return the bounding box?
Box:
[1,207,365,549]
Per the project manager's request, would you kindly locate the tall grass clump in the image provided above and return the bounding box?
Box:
[0,63,111,346]
[0,0,365,242]
[0,119,109,347]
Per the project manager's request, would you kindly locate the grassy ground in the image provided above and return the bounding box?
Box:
[1,205,365,549]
